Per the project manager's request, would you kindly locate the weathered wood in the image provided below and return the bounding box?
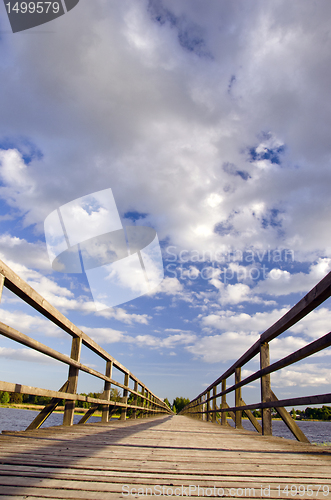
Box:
[78,404,100,424]
[63,336,82,426]
[26,380,69,431]
[212,385,217,423]
[132,381,138,419]
[223,401,236,423]
[120,373,130,420]
[271,390,310,443]
[102,361,113,423]
[235,367,242,429]
[0,380,164,412]
[221,379,227,425]
[0,416,330,500]
[241,398,262,434]
[214,392,331,413]
[260,342,272,436]
[206,389,210,422]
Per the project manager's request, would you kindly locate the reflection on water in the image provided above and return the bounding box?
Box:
[0,406,101,433]
[0,407,330,443]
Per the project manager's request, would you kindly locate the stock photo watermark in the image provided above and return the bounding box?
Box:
[122,483,330,497]
[44,188,164,310]
[3,0,80,33]
[164,246,295,283]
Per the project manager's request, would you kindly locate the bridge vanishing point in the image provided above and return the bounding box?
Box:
[0,258,330,499]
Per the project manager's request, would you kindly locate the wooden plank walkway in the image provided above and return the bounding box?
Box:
[0,415,330,499]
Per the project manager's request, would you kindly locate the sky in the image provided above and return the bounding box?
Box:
[0,0,331,408]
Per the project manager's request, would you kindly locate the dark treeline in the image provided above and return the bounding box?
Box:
[0,388,122,409]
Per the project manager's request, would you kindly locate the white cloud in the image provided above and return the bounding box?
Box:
[95,307,151,325]
[0,309,64,338]
[289,308,331,340]
[1,1,331,260]
[0,234,50,271]
[134,331,197,349]
[256,259,331,296]
[186,331,260,363]
[80,326,125,345]
[272,363,331,388]
[201,307,290,334]
[0,346,59,364]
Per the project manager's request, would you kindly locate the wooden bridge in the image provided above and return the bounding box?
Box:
[0,259,331,499]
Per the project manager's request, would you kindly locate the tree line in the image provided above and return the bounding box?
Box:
[0,388,122,408]
[4,390,329,421]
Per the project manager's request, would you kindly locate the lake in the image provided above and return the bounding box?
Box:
[0,407,330,444]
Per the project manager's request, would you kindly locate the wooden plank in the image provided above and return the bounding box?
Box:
[271,390,310,443]
[26,380,69,430]
[63,336,82,426]
[209,393,331,413]
[235,367,242,429]
[241,398,262,434]
[120,373,129,420]
[221,379,227,425]
[0,416,330,500]
[101,361,113,423]
[260,342,272,435]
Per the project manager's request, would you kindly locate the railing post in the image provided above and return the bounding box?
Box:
[63,336,82,426]
[212,386,217,423]
[235,367,242,428]
[221,379,227,426]
[120,372,129,421]
[141,387,145,417]
[146,389,149,417]
[260,342,272,435]
[206,390,210,422]
[132,381,138,419]
[147,392,151,416]
[102,361,113,423]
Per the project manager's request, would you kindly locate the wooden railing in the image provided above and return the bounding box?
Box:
[0,259,172,430]
[180,271,331,443]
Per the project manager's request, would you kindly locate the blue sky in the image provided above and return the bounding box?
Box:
[0,0,331,407]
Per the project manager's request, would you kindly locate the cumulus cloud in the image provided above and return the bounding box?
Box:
[1,1,331,259]
[80,326,125,345]
[0,347,60,364]
[200,307,290,334]
[186,331,260,363]
[272,363,331,388]
[255,259,331,296]
[0,234,50,271]
[0,309,63,338]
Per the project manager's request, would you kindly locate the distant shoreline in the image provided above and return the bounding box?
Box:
[0,403,103,417]
[1,404,329,422]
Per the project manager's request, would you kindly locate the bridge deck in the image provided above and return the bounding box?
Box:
[0,415,330,499]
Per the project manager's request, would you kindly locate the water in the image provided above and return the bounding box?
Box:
[0,406,102,433]
[229,418,331,444]
[0,407,330,444]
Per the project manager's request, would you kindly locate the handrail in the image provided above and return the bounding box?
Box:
[180,271,331,443]
[0,259,172,429]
